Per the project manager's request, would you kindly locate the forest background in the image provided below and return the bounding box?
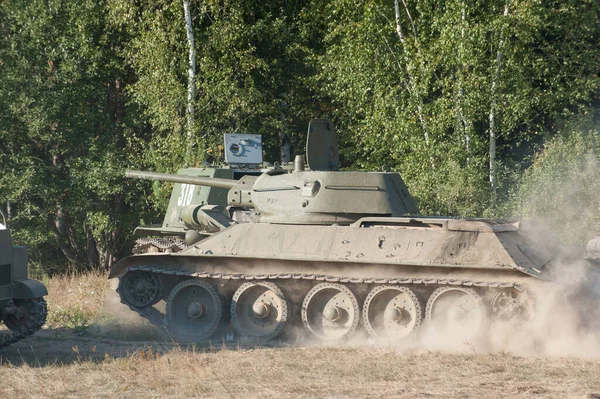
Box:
[0,0,599,274]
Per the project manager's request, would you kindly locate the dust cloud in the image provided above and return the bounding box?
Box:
[406,153,600,358]
[486,275,600,358]
[91,278,168,342]
[415,263,600,358]
[475,148,600,358]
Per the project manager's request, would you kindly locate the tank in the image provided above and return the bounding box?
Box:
[110,119,584,343]
[0,209,48,347]
[131,133,276,254]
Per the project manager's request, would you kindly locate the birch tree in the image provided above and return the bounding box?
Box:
[183,0,197,162]
[488,1,510,208]
[456,1,472,161]
[393,0,430,149]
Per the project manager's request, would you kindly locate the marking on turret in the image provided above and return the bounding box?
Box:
[356,253,364,258]
[416,241,424,247]
[342,240,350,244]
[177,184,195,206]
[394,243,401,250]
[344,251,351,257]
[378,236,386,249]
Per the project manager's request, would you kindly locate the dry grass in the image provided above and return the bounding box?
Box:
[0,272,599,398]
[41,271,162,340]
[1,344,600,398]
[44,271,111,330]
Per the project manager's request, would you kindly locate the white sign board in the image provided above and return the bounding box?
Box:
[224,134,263,165]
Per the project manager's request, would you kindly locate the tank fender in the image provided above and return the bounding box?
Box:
[109,255,135,279]
[109,254,174,279]
[13,279,48,299]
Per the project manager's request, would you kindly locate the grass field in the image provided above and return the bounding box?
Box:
[0,272,599,398]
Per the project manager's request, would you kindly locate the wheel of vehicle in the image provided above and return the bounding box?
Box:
[301,283,359,341]
[491,288,532,321]
[3,297,48,334]
[166,279,223,342]
[118,270,163,308]
[363,285,422,340]
[231,281,288,342]
[425,286,486,342]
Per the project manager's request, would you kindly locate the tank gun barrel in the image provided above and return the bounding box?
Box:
[126,170,238,189]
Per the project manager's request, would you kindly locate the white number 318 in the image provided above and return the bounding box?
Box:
[177,184,195,206]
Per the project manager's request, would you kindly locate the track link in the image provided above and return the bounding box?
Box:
[133,237,188,254]
[118,266,525,335]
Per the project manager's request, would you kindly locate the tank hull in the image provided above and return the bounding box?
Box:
[112,218,564,278]
[111,218,576,344]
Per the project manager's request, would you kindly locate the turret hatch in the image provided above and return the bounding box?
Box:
[305,119,339,171]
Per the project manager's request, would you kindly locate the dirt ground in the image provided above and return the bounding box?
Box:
[1,328,600,399]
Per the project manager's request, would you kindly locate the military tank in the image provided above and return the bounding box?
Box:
[130,132,279,254]
[0,209,48,348]
[110,119,581,344]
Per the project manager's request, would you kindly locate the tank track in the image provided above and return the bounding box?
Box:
[118,265,524,332]
[133,237,188,254]
[0,298,48,349]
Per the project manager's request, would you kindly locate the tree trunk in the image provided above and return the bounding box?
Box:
[86,228,99,268]
[6,200,11,221]
[456,2,471,163]
[47,209,87,271]
[183,0,196,162]
[394,0,430,149]
[489,2,510,208]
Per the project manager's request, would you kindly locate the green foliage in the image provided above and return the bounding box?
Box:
[1,0,599,273]
[505,122,600,245]
[50,305,94,334]
[0,0,153,272]
[317,0,600,216]
[107,0,323,168]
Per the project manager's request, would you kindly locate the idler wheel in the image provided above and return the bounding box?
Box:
[363,286,422,341]
[118,270,163,308]
[301,283,359,341]
[425,286,486,342]
[231,282,288,342]
[166,279,223,342]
